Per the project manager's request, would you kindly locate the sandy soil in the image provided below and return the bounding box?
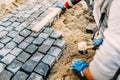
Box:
[48,1,95,80]
[0,0,28,19]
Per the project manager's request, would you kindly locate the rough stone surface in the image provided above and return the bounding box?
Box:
[38,44,51,54]
[43,28,53,34]
[26,44,38,54]
[34,62,49,77]
[0,37,12,44]
[33,37,44,45]
[6,42,17,49]
[39,32,49,39]
[13,35,24,44]
[43,38,55,46]
[0,70,13,80]
[17,52,30,63]
[1,54,16,65]
[7,60,23,74]
[18,42,29,50]
[27,72,44,80]
[54,39,66,49]
[42,55,56,68]
[24,37,34,43]
[7,31,18,38]
[10,48,22,56]
[50,31,62,39]
[0,43,4,49]
[12,71,28,80]
[19,29,31,37]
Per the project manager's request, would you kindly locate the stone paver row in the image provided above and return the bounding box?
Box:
[0,0,65,80]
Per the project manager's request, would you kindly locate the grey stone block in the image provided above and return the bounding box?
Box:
[43,38,55,46]
[1,21,12,27]
[42,55,56,68]
[43,28,53,34]
[11,22,20,27]
[27,72,44,80]
[33,37,44,45]
[13,35,24,44]
[18,42,29,50]
[5,26,14,31]
[30,32,39,38]
[15,24,25,32]
[1,54,16,65]
[2,17,9,22]
[0,63,6,73]
[48,46,62,60]
[6,42,17,49]
[0,26,5,31]
[34,62,49,77]
[16,17,25,23]
[7,60,23,74]
[39,33,49,39]
[26,44,38,54]
[54,39,66,50]
[19,29,31,37]
[86,23,96,34]
[17,52,30,63]
[0,31,8,39]
[7,31,18,38]
[12,71,28,80]
[50,31,62,39]
[24,37,34,43]
[10,48,22,56]
[8,17,17,22]
[38,44,51,54]
[0,37,12,44]
[0,48,11,57]
[0,70,13,80]
[0,43,4,49]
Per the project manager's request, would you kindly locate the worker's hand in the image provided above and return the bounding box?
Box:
[93,38,103,47]
[56,4,66,10]
[71,60,88,73]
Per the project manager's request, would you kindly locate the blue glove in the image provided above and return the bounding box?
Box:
[56,4,66,10]
[93,38,103,47]
[71,60,88,73]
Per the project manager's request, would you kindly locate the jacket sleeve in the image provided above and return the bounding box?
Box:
[64,0,81,9]
[89,0,120,79]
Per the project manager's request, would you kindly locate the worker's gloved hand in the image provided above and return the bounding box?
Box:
[71,60,88,73]
[93,38,103,47]
[56,4,66,10]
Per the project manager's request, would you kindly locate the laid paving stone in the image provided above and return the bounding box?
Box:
[48,46,62,60]
[50,31,62,39]
[12,71,28,80]
[0,63,6,73]
[15,23,25,32]
[0,70,13,80]
[0,43,4,49]
[1,21,12,27]
[5,26,14,31]
[16,17,25,23]
[43,28,53,34]
[17,52,30,63]
[1,54,16,65]
[38,44,51,54]
[34,62,49,77]
[33,37,44,45]
[7,60,23,74]
[11,22,20,27]
[39,32,49,39]
[7,31,18,38]
[24,37,35,43]
[10,48,22,56]
[0,31,8,39]
[6,41,17,49]
[86,23,96,34]
[0,26,5,31]
[53,39,66,49]
[19,29,31,37]
[43,38,55,46]
[8,17,17,22]
[26,44,38,54]
[1,17,9,22]
[0,37,12,44]
[18,42,29,50]
[0,48,11,57]
[27,72,44,80]
[42,54,56,68]
[13,35,24,44]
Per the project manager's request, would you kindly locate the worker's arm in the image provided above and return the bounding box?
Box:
[57,0,81,10]
[89,0,120,79]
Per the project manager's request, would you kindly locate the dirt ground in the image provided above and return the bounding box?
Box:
[48,1,95,80]
[0,0,27,19]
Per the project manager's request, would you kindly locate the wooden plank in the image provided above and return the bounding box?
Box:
[32,7,62,32]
